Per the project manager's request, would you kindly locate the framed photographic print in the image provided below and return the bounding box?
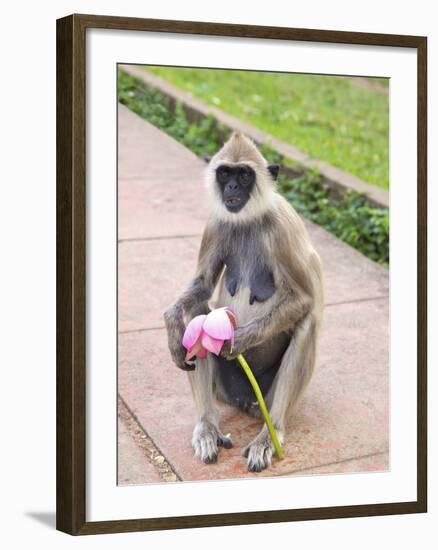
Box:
[56,14,427,535]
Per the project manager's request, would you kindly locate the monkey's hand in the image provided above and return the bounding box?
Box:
[169,342,197,371]
[220,326,252,359]
[163,306,196,371]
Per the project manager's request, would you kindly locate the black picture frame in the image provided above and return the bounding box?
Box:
[56,13,427,535]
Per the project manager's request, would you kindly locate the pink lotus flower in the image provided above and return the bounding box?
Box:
[182,307,237,362]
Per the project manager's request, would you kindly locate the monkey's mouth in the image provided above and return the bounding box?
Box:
[225,197,244,211]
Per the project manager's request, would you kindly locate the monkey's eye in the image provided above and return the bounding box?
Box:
[238,167,255,186]
[216,166,231,184]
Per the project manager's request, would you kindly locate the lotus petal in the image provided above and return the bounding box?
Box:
[184,338,204,361]
[182,315,207,350]
[203,308,234,340]
[224,307,238,328]
[201,333,224,356]
[196,347,208,359]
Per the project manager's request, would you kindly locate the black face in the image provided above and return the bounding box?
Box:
[216,164,256,213]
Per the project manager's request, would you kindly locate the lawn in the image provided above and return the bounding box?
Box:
[146,67,389,189]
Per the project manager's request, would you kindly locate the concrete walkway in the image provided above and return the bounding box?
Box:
[117,104,389,484]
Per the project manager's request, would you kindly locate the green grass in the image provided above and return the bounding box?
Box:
[146,67,389,189]
[369,77,390,87]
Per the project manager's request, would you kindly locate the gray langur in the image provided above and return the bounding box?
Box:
[164,131,323,472]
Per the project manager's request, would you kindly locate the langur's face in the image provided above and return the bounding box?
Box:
[215,164,256,213]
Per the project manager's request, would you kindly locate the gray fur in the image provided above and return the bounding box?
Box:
[164,132,323,471]
[188,355,233,463]
[243,425,284,472]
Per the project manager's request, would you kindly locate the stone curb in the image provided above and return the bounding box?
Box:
[120,64,389,209]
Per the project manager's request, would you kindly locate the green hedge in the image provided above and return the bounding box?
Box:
[118,70,389,266]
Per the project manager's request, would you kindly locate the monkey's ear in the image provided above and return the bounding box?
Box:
[268,164,280,180]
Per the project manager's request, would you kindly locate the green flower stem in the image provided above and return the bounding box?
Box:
[236,353,284,460]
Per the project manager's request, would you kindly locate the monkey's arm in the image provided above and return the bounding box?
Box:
[164,267,223,370]
[164,226,224,370]
[222,284,312,358]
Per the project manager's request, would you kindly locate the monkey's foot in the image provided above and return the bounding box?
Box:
[244,427,284,472]
[192,420,233,464]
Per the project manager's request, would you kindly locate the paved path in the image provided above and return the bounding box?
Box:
[117,104,389,483]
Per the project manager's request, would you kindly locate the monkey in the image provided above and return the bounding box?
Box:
[164,131,323,472]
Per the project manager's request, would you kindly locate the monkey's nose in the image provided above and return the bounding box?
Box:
[226,181,239,192]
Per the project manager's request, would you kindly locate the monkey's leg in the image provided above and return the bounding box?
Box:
[244,314,317,472]
[188,355,232,464]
